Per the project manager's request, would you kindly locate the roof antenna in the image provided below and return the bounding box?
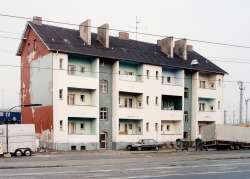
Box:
[123,16,146,41]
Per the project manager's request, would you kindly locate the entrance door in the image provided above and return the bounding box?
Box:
[100,133,107,149]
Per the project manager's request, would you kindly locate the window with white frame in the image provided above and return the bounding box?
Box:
[199,103,205,111]
[155,123,158,131]
[155,97,158,106]
[100,59,107,67]
[67,94,75,105]
[59,89,63,99]
[59,59,63,69]
[100,80,108,93]
[200,81,206,88]
[80,95,85,102]
[125,98,133,108]
[80,123,85,130]
[156,71,159,80]
[161,125,163,131]
[167,125,170,131]
[80,66,85,74]
[146,96,149,105]
[147,70,150,79]
[184,111,188,122]
[60,120,63,131]
[146,122,149,131]
[68,65,76,75]
[184,88,188,99]
[100,107,108,120]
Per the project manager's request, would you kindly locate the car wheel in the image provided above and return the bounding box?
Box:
[155,146,159,151]
[15,149,23,157]
[24,149,32,156]
[137,146,142,151]
[230,144,235,150]
[235,145,240,150]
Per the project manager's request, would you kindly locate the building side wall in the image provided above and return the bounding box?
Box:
[20,28,53,142]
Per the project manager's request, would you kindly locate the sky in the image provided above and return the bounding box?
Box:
[0,0,250,123]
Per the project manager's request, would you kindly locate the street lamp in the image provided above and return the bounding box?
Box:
[5,104,42,154]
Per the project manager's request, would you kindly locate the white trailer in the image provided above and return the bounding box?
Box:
[198,124,250,150]
[0,124,36,156]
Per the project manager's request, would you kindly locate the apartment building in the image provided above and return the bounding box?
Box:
[16,17,227,150]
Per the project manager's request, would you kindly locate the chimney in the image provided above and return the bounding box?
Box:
[174,39,187,60]
[161,37,173,58]
[97,23,109,48]
[187,45,193,51]
[119,32,129,40]
[79,19,91,45]
[157,40,161,46]
[33,16,42,24]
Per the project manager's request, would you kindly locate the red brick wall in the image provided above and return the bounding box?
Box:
[21,27,53,133]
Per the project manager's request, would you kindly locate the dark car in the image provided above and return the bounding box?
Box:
[126,139,162,151]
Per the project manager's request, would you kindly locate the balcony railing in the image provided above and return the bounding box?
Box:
[119,105,142,109]
[119,75,142,82]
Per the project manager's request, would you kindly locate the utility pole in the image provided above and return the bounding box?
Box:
[238,81,245,123]
[224,110,227,124]
[246,99,250,123]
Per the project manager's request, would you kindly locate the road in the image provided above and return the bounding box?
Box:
[1,149,250,178]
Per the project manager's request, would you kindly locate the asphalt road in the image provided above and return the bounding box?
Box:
[1,149,250,178]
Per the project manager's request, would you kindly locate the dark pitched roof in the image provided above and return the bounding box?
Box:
[18,21,227,74]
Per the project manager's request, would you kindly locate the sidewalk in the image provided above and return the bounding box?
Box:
[1,148,250,169]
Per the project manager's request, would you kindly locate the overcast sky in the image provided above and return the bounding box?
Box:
[0,0,249,123]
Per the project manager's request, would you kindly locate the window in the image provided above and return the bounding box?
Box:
[59,89,63,99]
[184,88,188,99]
[147,70,150,79]
[210,83,214,89]
[59,59,63,69]
[218,79,221,87]
[68,65,76,75]
[129,124,132,130]
[28,43,30,53]
[100,107,108,120]
[100,80,108,93]
[184,111,188,122]
[156,71,159,80]
[199,103,205,111]
[146,122,149,131]
[155,123,158,131]
[60,120,63,131]
[155,97,158,106]
[146,96,149,105]
[167,125,170,131]
[80,66,85,74]
[68,122,75,134]
[218,101,220,110]
[210,106,214,111]
[80,123,85,130]
[125,98,133,108]
[119,97,120,104]
[161,125,163,131]
[138,101,142,107]
[34,39,37,50]
[80,95,85,102]
[167,77,171,83]
[100,59,107,67]
[200,81,206,88]
[67,94,75,105]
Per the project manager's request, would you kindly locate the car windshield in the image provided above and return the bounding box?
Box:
[138,140,142,144]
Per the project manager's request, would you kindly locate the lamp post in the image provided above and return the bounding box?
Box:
[5,104,42,154]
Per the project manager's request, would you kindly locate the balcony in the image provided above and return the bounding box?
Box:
[119,119,143,135]
[68,117,97,135]
[162,67,183,86]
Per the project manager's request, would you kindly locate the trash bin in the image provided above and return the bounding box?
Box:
[176,138,190,151]
[195,138,202,151]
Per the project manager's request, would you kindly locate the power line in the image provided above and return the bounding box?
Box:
[1,13,250,49]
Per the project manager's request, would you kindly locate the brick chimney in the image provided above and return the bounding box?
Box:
[157,40,161,46]
[33,16,42,24]
[161,37,173,58]
[174,39,187,60]
[97,23,109,48]
[79,19,91,45]
[187,45,193,51]
[119,32,129,40]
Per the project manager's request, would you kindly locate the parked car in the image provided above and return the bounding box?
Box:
[126,139,162,151]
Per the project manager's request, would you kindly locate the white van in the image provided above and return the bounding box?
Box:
[0,124,36,156]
